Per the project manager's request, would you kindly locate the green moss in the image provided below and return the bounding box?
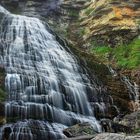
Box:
[115,38,140,69]
[91,37,140,69]
[84,8,94,15]
[91,45,112,62]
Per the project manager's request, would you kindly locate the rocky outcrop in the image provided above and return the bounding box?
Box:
[0,66,6,102]
[92,133,140,140]
[106,73,139,113]
[100,119,132,134]
[80,0,140,47]
[119,111,140,130]
[62,132,140,140]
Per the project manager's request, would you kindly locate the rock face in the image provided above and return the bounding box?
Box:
[92,133,140,140]
[0,67,6,125]
[106,73,138,113]
[119,111,140,130]
[80,0,140,46]
[0,0,62,20]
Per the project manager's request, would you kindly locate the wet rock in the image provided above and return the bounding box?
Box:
[0,67,7,103]
[63,122,97,138]
[100,119,132,134]
[100,119,112,132]
[61,135,96,140]
[111,122,132,134]
[3,127,12,140]
[119,111,140,130]
[0,102,5,116]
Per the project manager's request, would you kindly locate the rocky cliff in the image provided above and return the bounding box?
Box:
[80,0,140,47]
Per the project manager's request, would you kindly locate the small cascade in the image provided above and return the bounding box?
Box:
[108,65,140,112]
[107,66,117,77]
[122,76,140,111]
[90,86,119,119]
[0,5,104,140]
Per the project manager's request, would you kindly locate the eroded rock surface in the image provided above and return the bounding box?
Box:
[80,0,140,46]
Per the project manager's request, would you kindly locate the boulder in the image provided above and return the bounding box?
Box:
[63,122,97,138]
[119,111,140,130]
[92,133,140,140]
[100,119,132,133]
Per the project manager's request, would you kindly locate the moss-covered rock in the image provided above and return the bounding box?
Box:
[63,122,97,138]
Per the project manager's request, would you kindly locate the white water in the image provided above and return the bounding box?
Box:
[122,76,139,108]
[0,5,101,140]
[107,66,117,77]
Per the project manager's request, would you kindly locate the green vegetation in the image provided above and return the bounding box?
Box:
[91,45,112,62]
[91,37,140,69]
[84,8,94,15]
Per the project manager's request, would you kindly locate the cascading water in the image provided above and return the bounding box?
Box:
[122,76,139,111]
[0,5,101,140]
[108,66,139,112]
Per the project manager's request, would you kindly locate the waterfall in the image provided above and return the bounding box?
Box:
[121,76,140,111]
[0,5,101,140]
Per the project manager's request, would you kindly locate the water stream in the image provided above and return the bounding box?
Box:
[0,5,102,140]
